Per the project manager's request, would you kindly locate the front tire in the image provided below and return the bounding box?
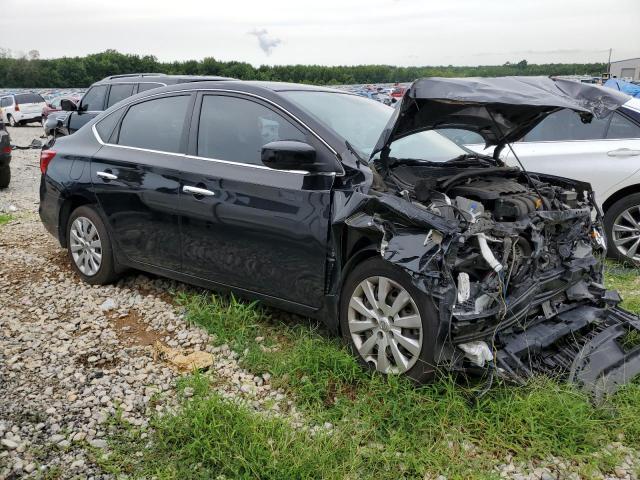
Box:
[340,257,439,383]
[0,164,10,189]
[67,205,118,285]
[604,193,640,265]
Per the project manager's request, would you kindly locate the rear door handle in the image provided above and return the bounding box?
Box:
[183,185,215,197]
[96,171,118,180]
[607,148,640,157]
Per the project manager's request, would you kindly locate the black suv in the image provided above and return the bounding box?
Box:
[38,77,640,393]
[47,73,231,136]
[0,119,10,188]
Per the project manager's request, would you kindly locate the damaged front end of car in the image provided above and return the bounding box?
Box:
[334,77,640,398]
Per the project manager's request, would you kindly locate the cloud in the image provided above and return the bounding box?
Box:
[249,28,281,56]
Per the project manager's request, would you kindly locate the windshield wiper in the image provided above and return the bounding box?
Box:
[444,153,500,167]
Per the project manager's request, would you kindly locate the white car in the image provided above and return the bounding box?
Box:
[0,92,47,126]
[442,97,640,264]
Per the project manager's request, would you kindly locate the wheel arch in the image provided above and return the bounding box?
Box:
[58,194,94,247]
[602,184,640,213]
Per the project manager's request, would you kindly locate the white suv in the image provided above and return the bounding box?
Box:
[0,92,47,126]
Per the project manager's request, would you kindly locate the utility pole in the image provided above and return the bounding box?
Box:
[607,48,612,74]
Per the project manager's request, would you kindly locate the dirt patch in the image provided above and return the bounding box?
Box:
[110,310,168,347]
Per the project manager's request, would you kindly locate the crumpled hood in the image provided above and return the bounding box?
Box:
[372,76,630,156]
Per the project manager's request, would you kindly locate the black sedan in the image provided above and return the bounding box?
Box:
[39,78,640,392]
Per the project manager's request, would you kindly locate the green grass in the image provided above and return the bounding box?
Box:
[100,268,640,479]
[0,213,13,226]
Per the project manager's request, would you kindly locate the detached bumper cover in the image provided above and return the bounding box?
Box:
[496,304,640,399]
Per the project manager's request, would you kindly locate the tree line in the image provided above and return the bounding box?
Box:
[0,49,608,88]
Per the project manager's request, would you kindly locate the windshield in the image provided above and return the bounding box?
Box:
[282,90,467,162]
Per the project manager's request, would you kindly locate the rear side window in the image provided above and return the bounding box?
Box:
[107,84,135,108]
[0,97,12,107]
[197,95,306,165]
[137,83,164,93]
[524,109,610,142]
[81,85,108,111]
[606,113,640,139]
[95,111,123,142]
[15,93,45,104]
[117,95,190,153]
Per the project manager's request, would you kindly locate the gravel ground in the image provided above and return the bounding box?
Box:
[0,126,638,479]
[0,126,308,478]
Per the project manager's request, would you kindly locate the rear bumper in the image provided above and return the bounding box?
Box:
[14,111,41,122]
[39,175,64,245]
[495,303,640,399]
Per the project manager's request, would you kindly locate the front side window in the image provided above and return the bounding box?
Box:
[107,84,135,108]
[524,109,610,142]
[607,112,640,139]
[117,95,190,153]
[50,98,62,108]
[81,85,108,111]
[197,95,306,165]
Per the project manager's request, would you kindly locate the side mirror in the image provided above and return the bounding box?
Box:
[61,99,77,112]
[261,141,317,171]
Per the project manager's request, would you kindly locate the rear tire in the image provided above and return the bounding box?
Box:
[0,165,10,189]
[67,205,118,285]
[7,115,17,127]
[339,257,439,384]
[604,193,640,266]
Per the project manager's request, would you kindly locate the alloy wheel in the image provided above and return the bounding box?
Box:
[70,216,102,276]
[612,206,640,262]
[347,276,423,374]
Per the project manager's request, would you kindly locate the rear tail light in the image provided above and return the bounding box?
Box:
[40,150,56,174]
[14,103,19,112]
[2,146,11,154]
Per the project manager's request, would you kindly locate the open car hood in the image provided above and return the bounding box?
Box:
[372,76,630,157]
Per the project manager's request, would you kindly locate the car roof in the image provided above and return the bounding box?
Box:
[123,79,349,96]
[94,74,233,85]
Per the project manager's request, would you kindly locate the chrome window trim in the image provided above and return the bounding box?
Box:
[92,87,342,168]
[91,123,328,176]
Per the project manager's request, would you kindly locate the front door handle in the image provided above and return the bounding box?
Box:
[96,171,118,180]
[607,148,640,157]
[183,185,215,197]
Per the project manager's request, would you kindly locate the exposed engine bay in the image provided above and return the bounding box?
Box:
[339,157,639,398]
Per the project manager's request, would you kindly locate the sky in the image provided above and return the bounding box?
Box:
[1,0,639,66]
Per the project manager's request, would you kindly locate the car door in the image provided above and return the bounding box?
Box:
[178,92,336,307]
[68,84,108,134]
[91,93,195,271]
[502,109,640,203]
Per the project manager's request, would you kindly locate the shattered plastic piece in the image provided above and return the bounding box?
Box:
[458,341,493,367]
[153,342,214,372]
